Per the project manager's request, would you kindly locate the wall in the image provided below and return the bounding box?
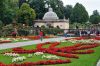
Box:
[52,22,69,29]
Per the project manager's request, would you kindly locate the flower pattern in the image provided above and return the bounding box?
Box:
[0,37,100,66]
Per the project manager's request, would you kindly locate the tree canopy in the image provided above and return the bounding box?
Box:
[64,5,73,19]
[1,0,100,26]
[70,3,89,23]
[29,0,65,19]
[0,0,5,21]
[89,10,100,24]
[17,3,36,25]
[1,0,19,25]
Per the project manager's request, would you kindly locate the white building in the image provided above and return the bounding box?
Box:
[34,8,69,29]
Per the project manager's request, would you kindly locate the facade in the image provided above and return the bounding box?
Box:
[34,8,69,29]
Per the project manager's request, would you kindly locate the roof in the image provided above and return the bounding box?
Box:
[43,8,59,21]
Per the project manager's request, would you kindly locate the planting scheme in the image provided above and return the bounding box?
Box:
[0,37,100,66]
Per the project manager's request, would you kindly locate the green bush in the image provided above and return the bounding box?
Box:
[1,24,13,37]
[18,29,29,36]
[41,28,63,35]
[0,20,3,29]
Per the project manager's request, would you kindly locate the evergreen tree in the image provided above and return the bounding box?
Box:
[70,3,89,23]
[64,5,73,19]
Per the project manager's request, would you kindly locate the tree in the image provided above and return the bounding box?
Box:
[1,0,19,25]
[64,5,73,19]
[29,0,46,19]
[70,3,89,23]
[0,21,3,29]
[50,0,65,19]
[29,0,65,19]
[89,10,100,24]
[0,0,5,21]
[19,0,27,8]
[17,3,36,26]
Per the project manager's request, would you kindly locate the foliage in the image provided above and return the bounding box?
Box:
[50,0,65,19]
[41,28,63,35]
[89,10,100,24]
[0,21,3,37]
[70,22,92,29]
[29,0,65,19]
[0,0,6,21]
[0,21,3,29]
[64,5,73,19]
[18,25,30,36]
[1,0,19,25]
[2,9,16,25]
[70,3,89,23]
[18,29,29,36]
[19,0,26,8]
[17,3,36,26]
[0,23,32,37]
[29,0,46,19]
[1,24,13,37]
[14,23,32,36]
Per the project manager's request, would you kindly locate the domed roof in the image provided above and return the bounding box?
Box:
[43,8,59,21]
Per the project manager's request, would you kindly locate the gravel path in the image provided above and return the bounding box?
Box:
[0,37,66,50]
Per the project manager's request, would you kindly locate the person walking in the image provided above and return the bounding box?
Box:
[39,30,43,41]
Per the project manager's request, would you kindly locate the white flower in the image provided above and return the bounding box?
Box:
[12,56,26,63]
[27,54,33,58]
[4,53,20,57]
[42,55,59,60]
[34,52,44,56]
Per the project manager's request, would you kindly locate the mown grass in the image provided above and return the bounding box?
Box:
[0,41,100,66]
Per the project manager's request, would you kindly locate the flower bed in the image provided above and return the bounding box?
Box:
[0,36,53,44]
[0,59,71,66]
[0,38,30,44]
[17,36,53,40]
[0,40,12,44]
[0,37,100,66]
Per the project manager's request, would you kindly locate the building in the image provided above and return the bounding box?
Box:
[34,8,69,29]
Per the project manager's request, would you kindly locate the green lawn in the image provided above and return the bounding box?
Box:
[0,41,100,66]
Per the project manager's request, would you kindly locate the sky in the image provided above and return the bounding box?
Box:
[62,0,100,15]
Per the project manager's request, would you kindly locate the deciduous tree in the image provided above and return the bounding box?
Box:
[89,10,100,24]
[17,3,36,25]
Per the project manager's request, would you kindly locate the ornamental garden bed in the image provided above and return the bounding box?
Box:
[0,38,30,44]
[0,38,100,66]
[0,36,56,44]
[0,40,12,43]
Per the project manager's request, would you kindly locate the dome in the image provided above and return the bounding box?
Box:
[43,8,59,21]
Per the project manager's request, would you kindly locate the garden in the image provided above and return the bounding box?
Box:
[0,37,100,66]
[0,35,55,44]
[0,38,30,43]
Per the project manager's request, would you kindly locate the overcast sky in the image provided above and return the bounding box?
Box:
[62,0,100,15]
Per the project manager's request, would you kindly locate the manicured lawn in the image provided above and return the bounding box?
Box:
[0,41,100,66]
